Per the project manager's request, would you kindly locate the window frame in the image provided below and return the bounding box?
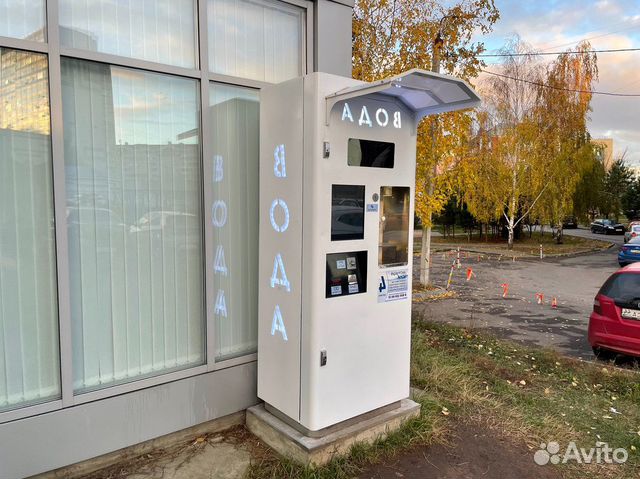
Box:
[0,45,62,419]
[206,0,308,83]
[0,0,313,425]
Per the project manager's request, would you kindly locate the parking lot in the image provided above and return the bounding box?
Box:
[413,228,622,359]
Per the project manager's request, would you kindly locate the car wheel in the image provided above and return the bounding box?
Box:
[593,347,616,361]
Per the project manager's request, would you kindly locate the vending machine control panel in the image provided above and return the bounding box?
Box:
[325,251,367,298]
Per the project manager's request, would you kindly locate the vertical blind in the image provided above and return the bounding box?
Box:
[61,58,205,392]
[0,0,46,41]
[210,84,259,360]
[208,0,303,83]
[0,48,60,411]
[59,0,198,69]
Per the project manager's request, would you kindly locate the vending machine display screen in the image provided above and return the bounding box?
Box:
[331,185,365,241]
[325,251,368,298]
[348,138,395,168]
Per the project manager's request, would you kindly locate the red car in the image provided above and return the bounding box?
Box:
[589,263,640,359]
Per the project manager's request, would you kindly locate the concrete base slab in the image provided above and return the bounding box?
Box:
[246,399,421,466]
[33,411,248,479]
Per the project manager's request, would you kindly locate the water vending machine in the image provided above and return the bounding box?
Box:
[258,70,480,434]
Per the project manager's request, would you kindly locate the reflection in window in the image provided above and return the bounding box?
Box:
[331,185,365,241]
[348,139,395,168]
[0,48,60,412]
[379,187,410,267]
[208,0,304,83]
[0,1,46,41]
[61,58,205,393]
[210,83,259,360]
[59,0,198,69]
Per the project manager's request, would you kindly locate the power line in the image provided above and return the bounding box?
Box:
[481,70,640,97]
[478,47,640,57]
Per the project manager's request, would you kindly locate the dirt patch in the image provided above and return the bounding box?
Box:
[81,426,252,479]
[359,420,562,479]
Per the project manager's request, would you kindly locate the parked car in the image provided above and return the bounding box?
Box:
[618,237,640,266]
[590,219,625,235]
[562,216,578,229]
[624,223,640,243]
[589,263,640,359]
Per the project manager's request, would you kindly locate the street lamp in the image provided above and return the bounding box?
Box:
[421,13,459,286]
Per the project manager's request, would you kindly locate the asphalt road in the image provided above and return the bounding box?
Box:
[563,225,625,245]
[413,228,623,360]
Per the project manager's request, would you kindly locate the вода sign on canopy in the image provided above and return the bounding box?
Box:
[341,102,402,129]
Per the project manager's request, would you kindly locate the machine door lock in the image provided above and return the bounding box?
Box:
[320,350,327,367]
[323,141,330,158]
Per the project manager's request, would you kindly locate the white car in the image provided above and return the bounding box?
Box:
[624,223,640,243]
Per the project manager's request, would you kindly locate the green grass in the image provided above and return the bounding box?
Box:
[246,318,640,479]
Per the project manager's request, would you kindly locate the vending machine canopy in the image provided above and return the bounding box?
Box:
[325,68,481,128]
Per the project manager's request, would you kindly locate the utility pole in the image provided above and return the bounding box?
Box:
[419,26,444,286]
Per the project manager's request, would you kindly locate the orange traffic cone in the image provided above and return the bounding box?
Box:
[466,267,475,281]
[551,297,558,309]
[535,293,544,305]
[501,283,509,298]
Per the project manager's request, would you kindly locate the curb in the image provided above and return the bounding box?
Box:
[430,241,614,261]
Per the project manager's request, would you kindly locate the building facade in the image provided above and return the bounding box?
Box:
[592,138,614,171]
[0,1,353,477]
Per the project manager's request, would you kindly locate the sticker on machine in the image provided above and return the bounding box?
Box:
[377,270,409,303]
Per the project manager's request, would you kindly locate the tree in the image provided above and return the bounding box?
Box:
[353,0,500,285]
[573,147,606,222]
[353,0,500,81]
[622,176,640,220]
[456,110,507,238]
[533,42,598,243]
[603,157,633,221]
[465,38,547,249]
[461,38,598,248]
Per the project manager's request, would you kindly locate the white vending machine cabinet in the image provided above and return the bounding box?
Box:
[258,70,480,433]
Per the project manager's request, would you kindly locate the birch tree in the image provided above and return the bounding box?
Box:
[534,42,598,243]
[475,39,546,249]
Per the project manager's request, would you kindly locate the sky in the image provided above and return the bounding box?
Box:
[473,0,640,165]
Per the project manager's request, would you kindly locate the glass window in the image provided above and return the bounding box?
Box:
[331,185,365,241]
[379,187,410,267]
[59,0,198,69]
[0,48,59,412]
[348,139,395,168]
[0,1,46,41]
[61,58,205,393]
[600,273,640,302]
[210,83,259,360]
[208,0,304,83]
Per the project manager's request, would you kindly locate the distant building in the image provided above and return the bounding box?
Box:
[0,48,50,135]
[592,138,614,171]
